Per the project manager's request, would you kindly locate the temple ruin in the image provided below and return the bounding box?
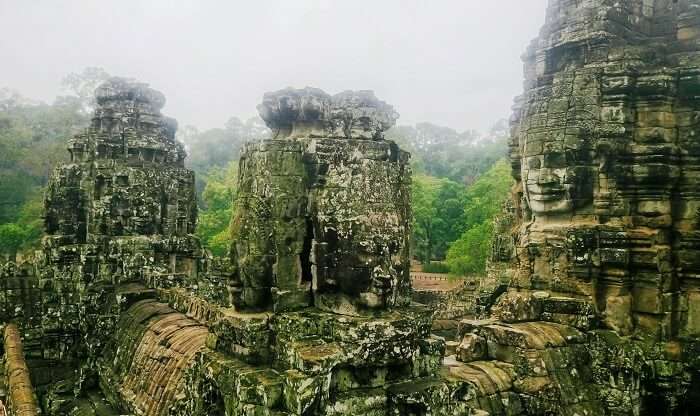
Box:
[1,0,700,415]
[476,0,700,414]
[231,87,411,315]
[0,79,446,415]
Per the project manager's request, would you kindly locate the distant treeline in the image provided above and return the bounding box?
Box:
[185,116,513,275]
[0,67,513,276]
[0,68,111,258]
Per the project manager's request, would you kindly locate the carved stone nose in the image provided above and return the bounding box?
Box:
[536,169,558,184]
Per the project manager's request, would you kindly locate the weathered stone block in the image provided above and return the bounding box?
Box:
[282,370,323,415]
[456,334,487,363]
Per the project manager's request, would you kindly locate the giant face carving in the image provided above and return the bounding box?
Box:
[521,139,593,217]
[523,150,574,214]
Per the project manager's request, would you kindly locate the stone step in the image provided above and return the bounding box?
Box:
[281,337,345,374]
[460,320,586,350]
[66,391,120,416]
[442,358,515,396]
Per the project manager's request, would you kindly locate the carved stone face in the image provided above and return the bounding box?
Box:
[520,128,594,218]
[523,151,574,214]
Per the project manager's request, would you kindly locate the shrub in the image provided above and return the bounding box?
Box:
[422,261,450,274]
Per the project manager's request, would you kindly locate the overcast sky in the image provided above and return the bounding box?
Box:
[0,0,547,133]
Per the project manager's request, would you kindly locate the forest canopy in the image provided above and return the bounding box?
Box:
[189,116,513,273]
[0,67,111,257]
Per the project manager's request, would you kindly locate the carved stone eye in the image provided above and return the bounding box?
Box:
[544,152,566,168]
[527,157,541,169]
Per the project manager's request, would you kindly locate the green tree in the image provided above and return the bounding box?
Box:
[433,180,468,258]
[179,116,268,201]
[446,222,493,275]
[445,159,513,276]
[412,175,440,264]
[387,120,508,186]
[0,223,27,260]
[412,175,468,263]
[16,190,44,252]
[460,159,514,230]
[196,162,238,256]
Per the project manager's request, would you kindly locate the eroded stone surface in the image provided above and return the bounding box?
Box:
[4,2,700,412]
[231,87,411,316]
[470,1,700,414]
[258,87,399,140]
[499,0,700,340]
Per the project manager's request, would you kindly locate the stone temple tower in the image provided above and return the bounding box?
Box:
[230,87,412,315]
[38,77,203,376]
[492,0,700,341]
[45,77,197,243]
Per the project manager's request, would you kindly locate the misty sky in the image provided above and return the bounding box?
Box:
[0,0,547,133]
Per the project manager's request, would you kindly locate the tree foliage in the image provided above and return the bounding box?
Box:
[445,159,513,275]
[445,222,494,276]
[0,188,43,259]
[0,224,26,260]
[406,120,510,272]
[179,117,268,201]
[411,175,468,264]
[387,120,508,186]
[196,162,238,256]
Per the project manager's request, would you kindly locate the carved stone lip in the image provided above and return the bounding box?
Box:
[528,188,565,201]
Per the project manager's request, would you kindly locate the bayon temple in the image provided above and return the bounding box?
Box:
[2,0,700,415]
